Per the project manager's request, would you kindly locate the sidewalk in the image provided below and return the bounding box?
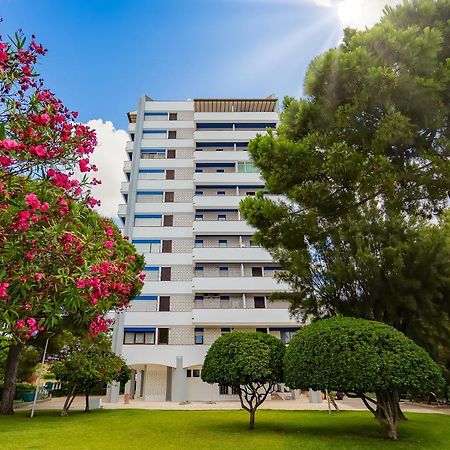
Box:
[16,394,450,415]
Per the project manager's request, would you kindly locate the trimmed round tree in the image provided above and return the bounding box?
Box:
[201,332,285,428]
[284,317,443,440]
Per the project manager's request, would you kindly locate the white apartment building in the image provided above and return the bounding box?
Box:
[108,96,299,403]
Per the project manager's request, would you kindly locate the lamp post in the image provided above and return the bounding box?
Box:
[30,334,52,418]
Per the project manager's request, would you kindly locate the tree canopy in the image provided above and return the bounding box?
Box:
[240,0,450,381]
[284,317,443,439]
[202,332,285,428]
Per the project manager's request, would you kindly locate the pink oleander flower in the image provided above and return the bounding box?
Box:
[0,282,9,298]
[34,273,44,281]
[40,202,49,211]
[16,320,26,329]
[0,155,13,167]
[25,193,41,209]
[2,139,19,150]
[104,240,114,249]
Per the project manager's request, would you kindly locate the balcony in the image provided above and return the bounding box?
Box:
[194,172,263,185]
[193,130,266,141]
[128,123,136,134]
[135,180,193,191]
[125,142,134,152]
[193,220,254,235]
[193,195,246,209]
[193,247,272,263]
[194,112,279,122]
[192,308,296,327]
[192,276,290,293]
[140,138,194,148]
[143,120,193,130]
[194,151,250,162]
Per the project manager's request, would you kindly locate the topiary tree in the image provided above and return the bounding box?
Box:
[201,332,285,429]
[284,317,444,440]
[51,333,130,416]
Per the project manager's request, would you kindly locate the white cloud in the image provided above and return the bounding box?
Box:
[310,0,403,29]
[85,119,128,218]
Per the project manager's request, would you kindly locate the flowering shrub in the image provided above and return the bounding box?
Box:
[0,177,144,343]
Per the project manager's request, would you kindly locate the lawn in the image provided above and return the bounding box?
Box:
[1,409,449,450]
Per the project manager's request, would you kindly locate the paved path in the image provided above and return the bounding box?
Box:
[16,394,450,415]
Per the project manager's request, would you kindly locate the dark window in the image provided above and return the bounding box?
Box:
[165,192,174,203]
[221,328,231,335]
[166,169,175,180]
[216,169,224,173]
[218,214,226,221]
[195,191,203,196]
[161,267,171,281]
[169,113,178,120]
[193,369,201,377]
[219,385,229,395]
[231,386,239,395]
[246,192,256,196]
[163,215,173,226]
[195,328,204,345]
[162,240,172,253]
[159,296,170,312]
[158,328,169,344]
[123,331,155,345]
[168,130,177,139]
[195,214,203,221]
[219,240,227,248]
[186,370,192,378]
[217,191,226,196]
[167,149,176,159]
[252,267,263,277]
[256,328,268,333]
[254,296,266,309]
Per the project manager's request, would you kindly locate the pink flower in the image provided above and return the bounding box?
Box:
[76,279,86,289]
[79,158,90,173]
[0,282,9,298]
[40,202,49,211]
[34,273,44,281]
[25,193,41,209]
[2,139,19,150]
[104,240,114,249]
[30,145,47,158]
[0,155,13,167]
[24,303,32,311]
[25,252,35,260]
[105,226,114,236]
[16,320,26,329]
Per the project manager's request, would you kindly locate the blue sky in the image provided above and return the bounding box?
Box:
[1,0,399,217]
[2,0,349,129]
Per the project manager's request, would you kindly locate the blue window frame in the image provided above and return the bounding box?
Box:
[218,214,226,221]
[219,239,227,247]
[195,214,204,220]
[194,239,204,248]
[195,191,204,196]
[194,295,204,301]
[195,169,203,173]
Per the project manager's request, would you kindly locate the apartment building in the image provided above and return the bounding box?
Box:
[108,95,299,403]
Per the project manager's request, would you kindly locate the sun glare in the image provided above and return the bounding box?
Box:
[337,0,368,29]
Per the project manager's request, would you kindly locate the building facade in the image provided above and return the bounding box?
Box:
[110,96,299,403]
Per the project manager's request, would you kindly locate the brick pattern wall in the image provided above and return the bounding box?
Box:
[204,328,221,345]
[170,295,192,312]
[175,191,193,202]
[173,239,193,253]
[171,265,193,281]
[175,168,194,180]
[169,326,195,345]
[198,236,240,248]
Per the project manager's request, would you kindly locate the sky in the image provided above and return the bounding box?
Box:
[1,0,402,217]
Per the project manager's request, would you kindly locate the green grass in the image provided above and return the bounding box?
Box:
[1,409,449,450]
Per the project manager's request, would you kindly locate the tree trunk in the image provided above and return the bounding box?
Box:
[249,409,255,429]
[0,344,23,415]
[375,391,399,440]
[61,384,77,417]
[85,390,90,412]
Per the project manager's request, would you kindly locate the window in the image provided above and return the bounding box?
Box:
[162,240,172,253]
[216,148,223,152]
[216,169,224,173]
[169,113,178,120]
[231,386,239,395]
[217,191,226,196]
[221,328,231,335]
[237,161,258,173]
[164,192,174,203]
[194,328,204,345]
[167,149,176,159]
[194,295,204,301]
[159,296,170,312]
[123,331,155,345]
[195,214,204,221]
[193,369,201,377]
[158,328,169,344]
[249,239,259,248]
[252,267,263,277]
[218,214,226,221]
[166,169,175,180]
[195,191,204,196]
[219,266,228,277]
[219,385,229,395]
[144,268,159,282]
[256,328,268,333]
[195,239,204,248]
[163,215,173,226]
[195,266,204,277]
[186,370,192,378]
[195,169,203,173]
[168,130,177,139]
[133,241,160,253]
[246,192,256,196]
[141,151,165,159]
[160,267,171,281]
[254,296,266,309]
[219,239,227,248]
[280,330,295,345]
[220,296,230,301]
